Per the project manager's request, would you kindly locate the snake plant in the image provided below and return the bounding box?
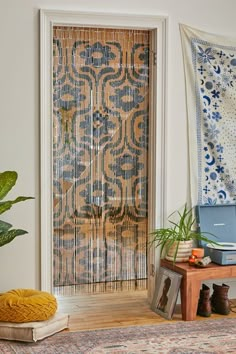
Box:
[0,171,34,247]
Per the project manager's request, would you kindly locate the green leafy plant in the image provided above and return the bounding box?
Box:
[150,204,219,262]
[0,171,34,247]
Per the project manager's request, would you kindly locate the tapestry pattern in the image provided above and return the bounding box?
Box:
[181,25,236,206]
[53,27,149,286]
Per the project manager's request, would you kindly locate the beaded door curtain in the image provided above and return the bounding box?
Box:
[53,27,150,287]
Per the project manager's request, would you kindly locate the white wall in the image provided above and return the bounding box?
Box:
[1,0,236,294]
[0,0,39,292]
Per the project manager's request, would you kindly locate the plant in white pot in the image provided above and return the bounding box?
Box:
[0,171,34,247]
[150,204,218,263]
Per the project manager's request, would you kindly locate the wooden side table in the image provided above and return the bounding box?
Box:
[160,259,236,321]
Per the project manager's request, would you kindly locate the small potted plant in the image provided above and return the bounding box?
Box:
[0,171,34,247]
[150,204,218,263]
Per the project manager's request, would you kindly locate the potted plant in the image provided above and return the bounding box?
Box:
[150,204,218,263]
[0,171,34,247]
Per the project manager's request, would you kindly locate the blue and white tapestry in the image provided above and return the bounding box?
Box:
[180,24,236,206]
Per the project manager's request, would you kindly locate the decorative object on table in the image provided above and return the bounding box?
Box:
[197,284,212,317]
[180,24,236,206]
[0,289,57,323]
[150,204,218,263]
[151,266,182,320]
[189,255,196,266]
[194,256,212,268]
[192,248,204,258]
[0,171,34,247]
[196,204,236,265]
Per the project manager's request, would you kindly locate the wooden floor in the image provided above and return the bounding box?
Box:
[56,289,236,332]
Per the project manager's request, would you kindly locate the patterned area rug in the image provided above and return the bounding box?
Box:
[1,318,236,353]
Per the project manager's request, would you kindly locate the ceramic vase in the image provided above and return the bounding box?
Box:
[165,240,193,262]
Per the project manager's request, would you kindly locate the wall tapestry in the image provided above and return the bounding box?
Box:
[180,24,236,206]
[53,27,149,287]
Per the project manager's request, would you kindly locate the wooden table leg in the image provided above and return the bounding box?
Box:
[180,276,201,321]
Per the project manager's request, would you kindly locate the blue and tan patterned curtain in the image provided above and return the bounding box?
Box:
[53,27,150,286]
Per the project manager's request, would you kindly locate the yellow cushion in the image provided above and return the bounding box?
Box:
[0,289,57,323]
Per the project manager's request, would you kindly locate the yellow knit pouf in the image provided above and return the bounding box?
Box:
[0,289,57,323]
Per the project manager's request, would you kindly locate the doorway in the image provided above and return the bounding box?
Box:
[53,26,150,294]
[40,10,166,302]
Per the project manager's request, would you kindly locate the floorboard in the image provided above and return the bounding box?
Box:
[56,289,236,332]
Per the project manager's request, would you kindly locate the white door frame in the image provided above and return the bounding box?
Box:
[40,9,167,298]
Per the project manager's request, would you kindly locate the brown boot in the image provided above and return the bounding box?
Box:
[211,283,230,315]
[197,284,211,317]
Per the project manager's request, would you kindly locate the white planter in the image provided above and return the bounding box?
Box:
[165,240,193,262]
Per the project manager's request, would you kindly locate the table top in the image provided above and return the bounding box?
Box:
[160,258,236,278]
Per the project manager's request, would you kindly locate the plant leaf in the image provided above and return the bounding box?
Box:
[191,232,220,246]
[0,171,17,201]
[0,220,12,232]
[0,229,28,247]
[0,196,34,215]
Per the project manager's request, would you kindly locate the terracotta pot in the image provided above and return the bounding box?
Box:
[165,240,193,262]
